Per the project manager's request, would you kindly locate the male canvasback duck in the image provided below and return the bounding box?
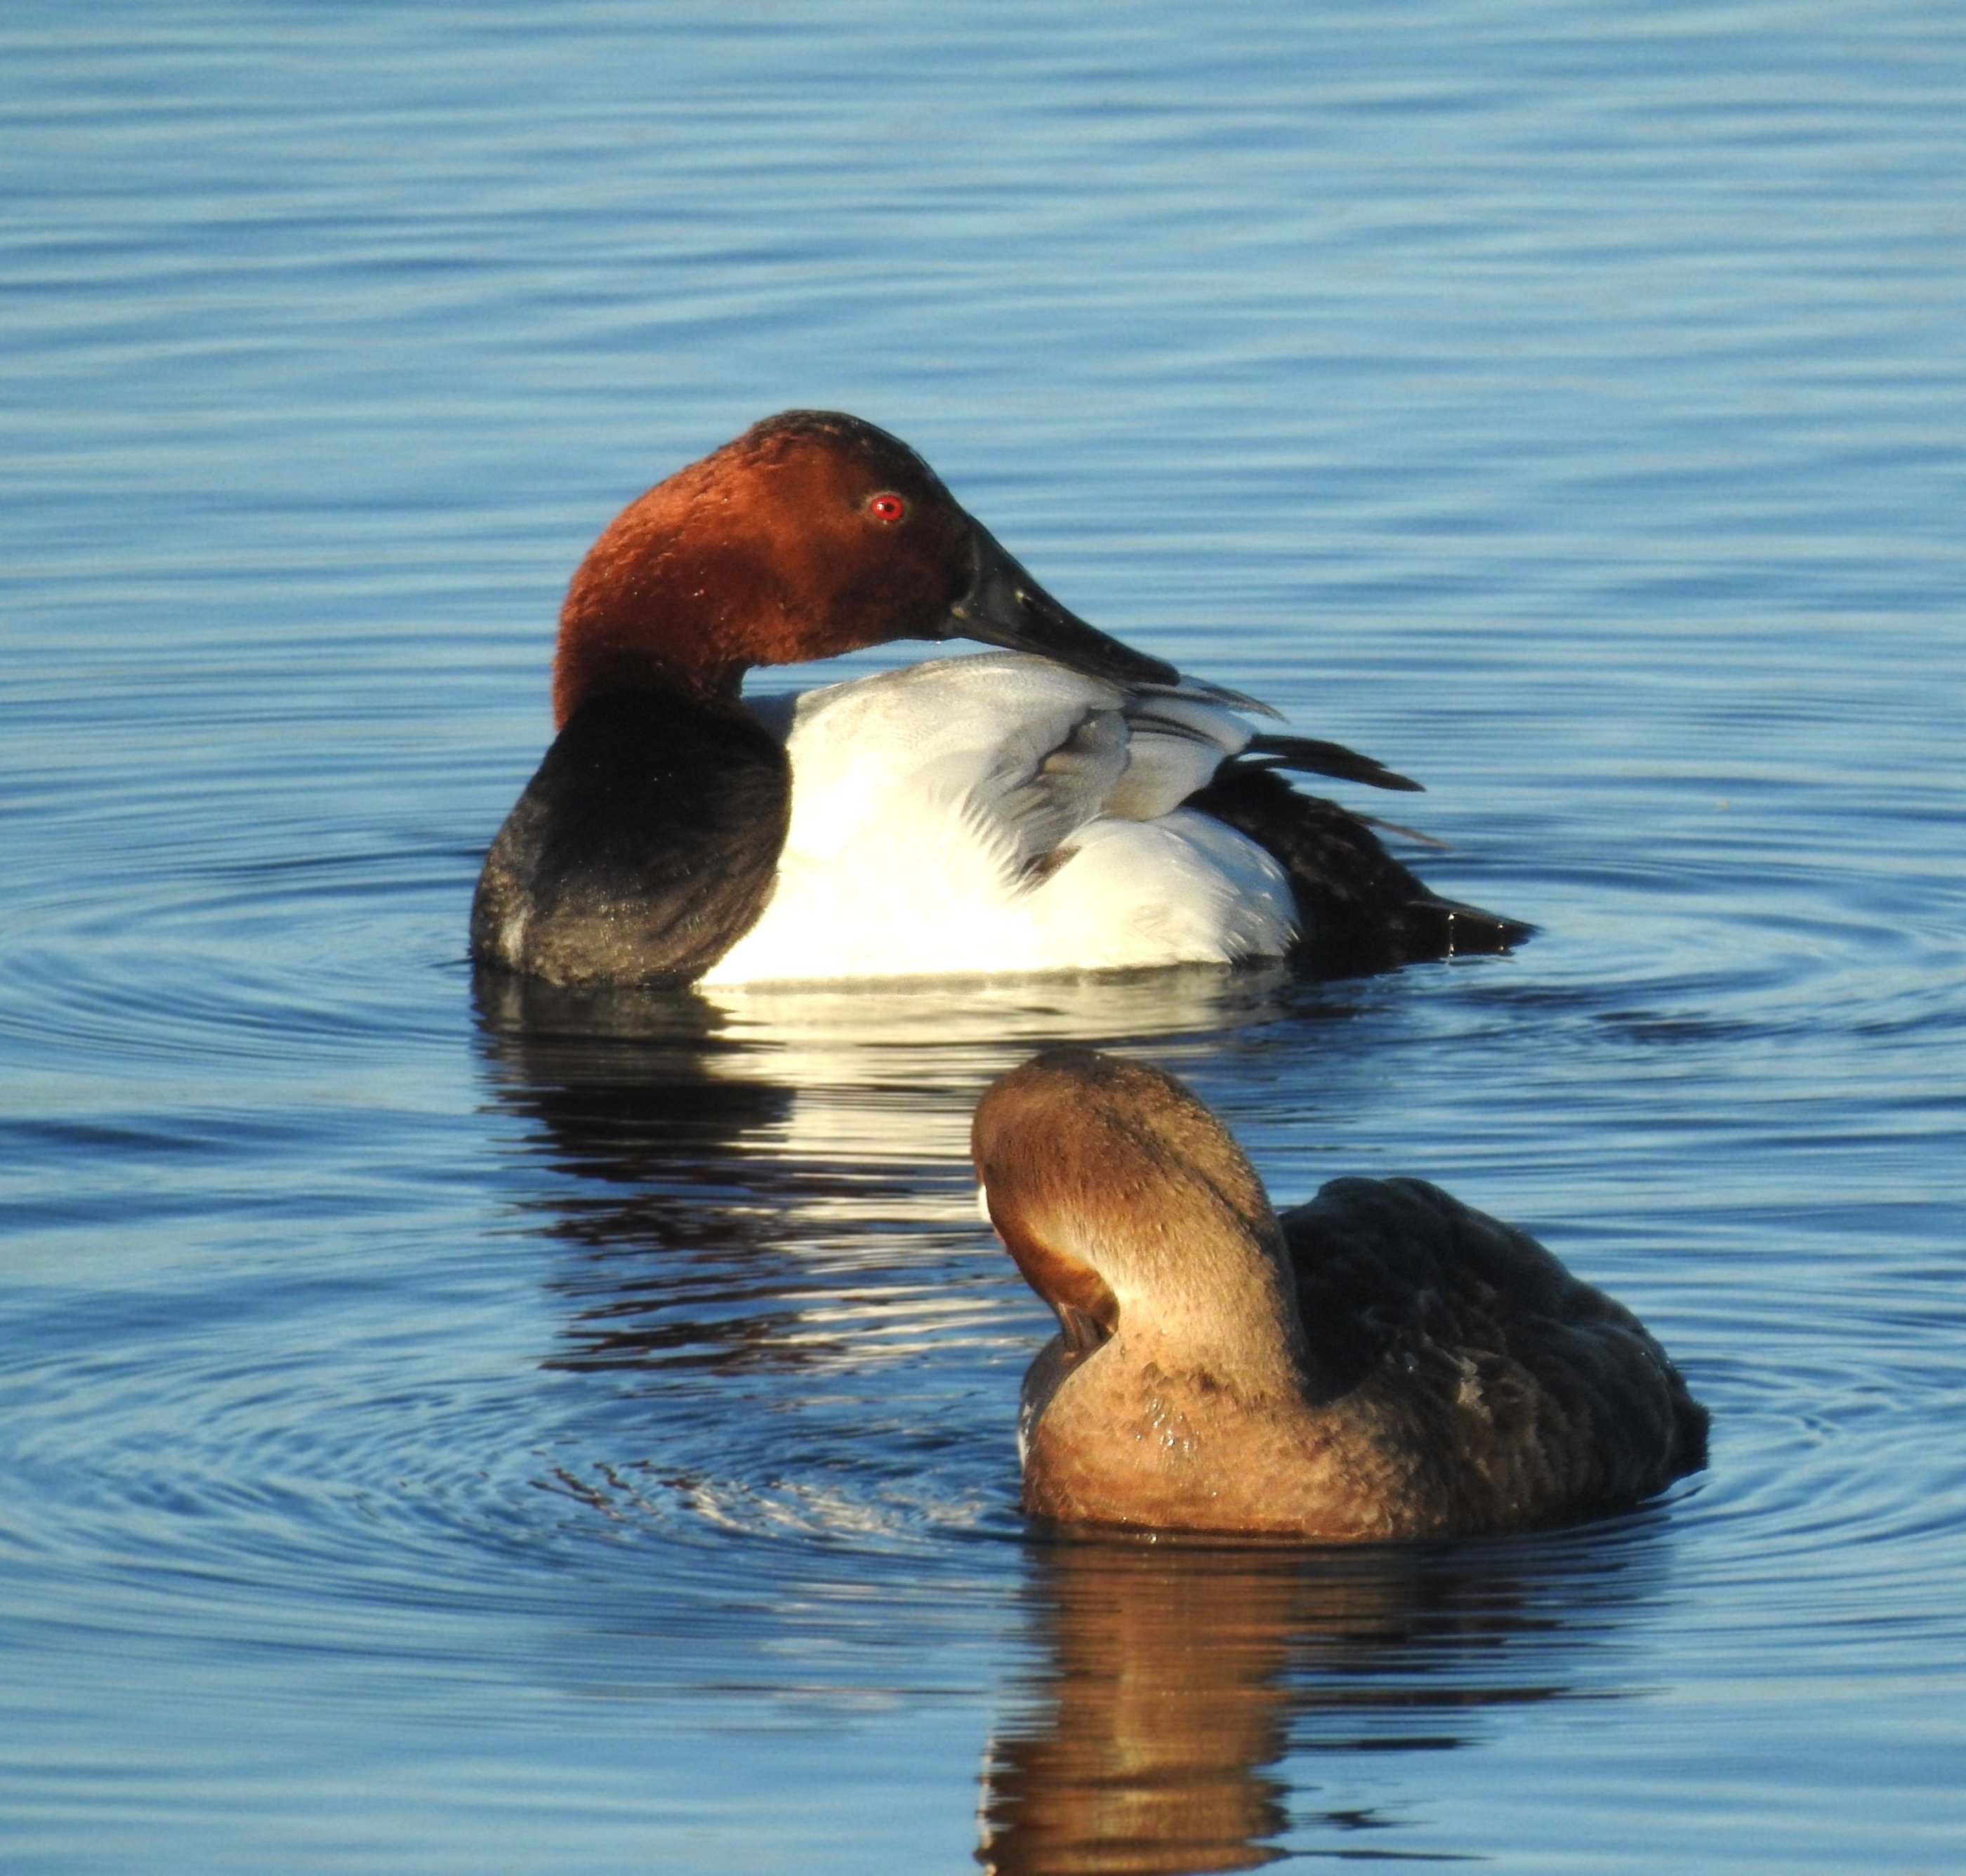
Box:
[473,411,1530,988]
[973,1049,1708,1540]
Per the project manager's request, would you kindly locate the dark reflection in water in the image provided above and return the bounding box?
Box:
[474,970,817,1373]
[978,1526,1669,1873]
[475,970,797,1170]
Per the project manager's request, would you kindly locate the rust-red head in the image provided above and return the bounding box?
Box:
[550,411,1176,726]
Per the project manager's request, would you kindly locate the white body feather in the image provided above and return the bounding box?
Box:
[701,653,1297,985]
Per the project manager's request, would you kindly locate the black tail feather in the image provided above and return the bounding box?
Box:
[1187,762,1532,977]
[1245,732,1425,793]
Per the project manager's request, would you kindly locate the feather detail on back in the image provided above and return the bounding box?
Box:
[702,654,1296,983]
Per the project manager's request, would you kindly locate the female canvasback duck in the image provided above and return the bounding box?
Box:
[973,1049,1708,1540]
[473,411,1529,988]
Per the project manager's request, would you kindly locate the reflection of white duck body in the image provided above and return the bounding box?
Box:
[704,653,1297,986]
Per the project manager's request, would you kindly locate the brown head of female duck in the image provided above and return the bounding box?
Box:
[972,1048,1708,1540]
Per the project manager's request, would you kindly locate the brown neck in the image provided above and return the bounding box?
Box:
[551,633,744,726]
[1120,1204,1312,1403]
[547,473,775,727]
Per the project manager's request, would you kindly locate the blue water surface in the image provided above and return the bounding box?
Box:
[4,4,1964,1870]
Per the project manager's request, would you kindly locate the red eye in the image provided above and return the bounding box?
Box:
[866,491,906,522]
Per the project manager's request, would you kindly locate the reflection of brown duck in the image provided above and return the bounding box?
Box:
[972,1049,1708,1540]
[979,1542,1302,1875]
[977,1534,1590,1875]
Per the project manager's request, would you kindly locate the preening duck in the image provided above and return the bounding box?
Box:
[972,1048,1708,1540]
[472,411,1529,988]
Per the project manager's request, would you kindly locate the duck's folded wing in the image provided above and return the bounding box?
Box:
[971,675,1281,871]
[1281,1176,1709,1508]
[764,654,1136,872]
[981,706,1132,871]
[1100,690,1256,821]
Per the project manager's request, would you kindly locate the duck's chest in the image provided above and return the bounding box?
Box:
[473,689,789,987]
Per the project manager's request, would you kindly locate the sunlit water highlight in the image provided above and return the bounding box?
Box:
[4,4,1964,1871]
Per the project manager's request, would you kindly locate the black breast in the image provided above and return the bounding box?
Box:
[471,690,791,988]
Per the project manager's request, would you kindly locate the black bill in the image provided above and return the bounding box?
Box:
[935,517,1180,689]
